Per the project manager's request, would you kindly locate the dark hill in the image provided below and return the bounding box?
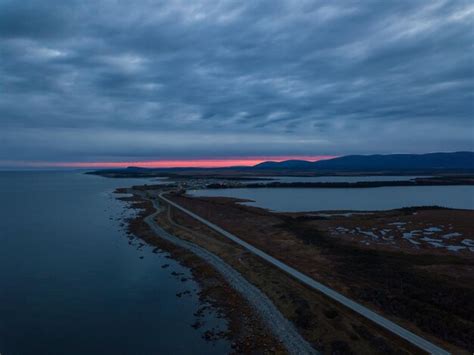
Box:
[312,152,474,171]
[88,152,474,177]
[253,152,474,172]
[254,160,315,169]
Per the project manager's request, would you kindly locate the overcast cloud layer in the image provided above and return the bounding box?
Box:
[1,0,473,163]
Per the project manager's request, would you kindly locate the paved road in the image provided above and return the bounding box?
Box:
[159,193,450,355]
[138,192,318,355]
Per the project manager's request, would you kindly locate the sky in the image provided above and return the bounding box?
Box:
[1,0,473,168]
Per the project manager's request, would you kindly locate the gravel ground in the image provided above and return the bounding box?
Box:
[141,193,318,355]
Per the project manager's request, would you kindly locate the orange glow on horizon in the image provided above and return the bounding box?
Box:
[8,156,337,169]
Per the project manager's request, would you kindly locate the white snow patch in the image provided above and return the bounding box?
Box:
[424,227,442,232]
[442,232,462,239]
[427,242,445,248]
[358,230,379,240]
[461,239,474,247]
[420,237,443,243]
[402,230,421,239]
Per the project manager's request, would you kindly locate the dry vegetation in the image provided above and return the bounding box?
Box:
[167,193,474,354]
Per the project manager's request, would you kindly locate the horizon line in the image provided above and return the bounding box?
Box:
[0,155,337,169]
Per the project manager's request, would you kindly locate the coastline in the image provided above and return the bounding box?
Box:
[115,188,290,354]
[115,186,438,354]
[206,176,474,189]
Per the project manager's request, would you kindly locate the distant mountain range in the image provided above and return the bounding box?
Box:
[254,152,474,171]
[90,152,474,177]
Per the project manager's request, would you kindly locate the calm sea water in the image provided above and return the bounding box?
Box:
[189,185,474,212]
[0,171,229,355]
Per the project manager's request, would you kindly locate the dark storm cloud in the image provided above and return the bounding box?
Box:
[1,0,473,162]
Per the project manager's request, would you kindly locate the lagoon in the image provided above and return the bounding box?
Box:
[189,185,474,212]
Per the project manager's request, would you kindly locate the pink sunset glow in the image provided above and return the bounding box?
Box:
[6,156,337,169]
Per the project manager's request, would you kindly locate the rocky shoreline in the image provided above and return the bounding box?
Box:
[115,188,290,354]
